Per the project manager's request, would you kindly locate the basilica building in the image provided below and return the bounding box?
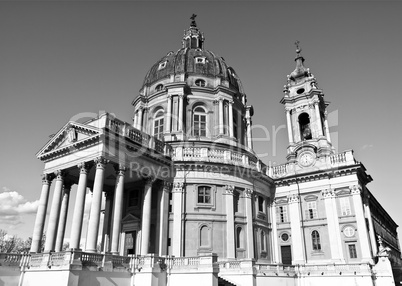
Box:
[11,17,400,286]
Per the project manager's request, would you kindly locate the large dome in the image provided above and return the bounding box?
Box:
[140,18,244,95]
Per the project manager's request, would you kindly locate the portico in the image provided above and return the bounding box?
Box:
[30,113,173,256]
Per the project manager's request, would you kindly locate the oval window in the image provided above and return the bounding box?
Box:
[296,88,305,94]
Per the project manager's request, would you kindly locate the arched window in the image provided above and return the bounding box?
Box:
[155,84,163,92]
[200,225,209,247]
[193,106,207,137]
[261,231,266,251]
[312,230,321,250]
[198,186,211,204]
[299,113,312,140]
[236,227,243,249]
[153,110,164,139]
[195,79,206,87]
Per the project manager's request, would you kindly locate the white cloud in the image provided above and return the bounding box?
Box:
[0,187,39,226]
[362,144,374,150]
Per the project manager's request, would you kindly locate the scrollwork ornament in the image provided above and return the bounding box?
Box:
[94,157,109,169]
[225,185,234,195]
[172,182,184,193]
[287,194,299,204]
[349,185,361,195]
[54,170,66,181]
[244,188,254,198]
[41,173,53,185]
[321,189,335,199]
[77,162,90,175]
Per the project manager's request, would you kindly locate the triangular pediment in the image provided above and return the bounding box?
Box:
[36,121,101,159]
[122,213,140,223]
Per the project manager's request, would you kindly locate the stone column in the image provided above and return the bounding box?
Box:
[101,191,113,253]
[140,177,155,255]
[69,162,90,250]
[324,111,331,142]
[228,101,234,137]
[178,94,184,132]
[55,182,72,252]
[133,110,138,128]
[137,107,143,131]
[244,189,254,259]
[322,189,344,262]
[314,101,323,136]
[30,174,53,253]
[218,97,224,134]
[110,165,126,255]
[288,194,304,264]
[158,181,171,256]
[225,185,235,258]
[270,200,279,263]
[44,170,65,252]
[86,157,108,253]
[172,182,184,257]
[350,185,372,261]
[285,108,293,144]
[166,95,172,133]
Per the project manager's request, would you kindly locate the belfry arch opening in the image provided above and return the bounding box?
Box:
[299,113,312,140]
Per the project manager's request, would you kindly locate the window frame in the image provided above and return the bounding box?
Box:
[276,205,288,223]
[311,230,321,251]
[195,79,206,87]
[153,110,164,140]
[193,106,207,137]
[305,201,318,220]
[194,185,216,210]
[339,196,352,216]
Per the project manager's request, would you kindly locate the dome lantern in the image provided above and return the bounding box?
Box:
[182,14,204,49]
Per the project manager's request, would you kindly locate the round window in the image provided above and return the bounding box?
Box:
[296,88,305,94]
[343,226,355,237]
[281,233,289,242]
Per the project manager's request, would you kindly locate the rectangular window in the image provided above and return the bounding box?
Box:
[129,191,139,207]
[276,206,288,223]
[154,117,164,139]
[305,201,318,219]
[348,244,357,258]
[194,114,206,137]
[258,196,264,212]
[198,186,211,204]
[340,197,352,216]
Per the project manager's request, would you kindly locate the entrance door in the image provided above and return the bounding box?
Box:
[124,231,137,255]
[281,245,292,265]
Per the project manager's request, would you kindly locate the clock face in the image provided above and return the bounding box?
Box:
[299,153,314,167]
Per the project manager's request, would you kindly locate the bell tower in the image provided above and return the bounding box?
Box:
[281,41,334,164]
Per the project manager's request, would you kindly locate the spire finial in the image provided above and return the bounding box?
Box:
[190,14,197,27]
[295,40,301,55]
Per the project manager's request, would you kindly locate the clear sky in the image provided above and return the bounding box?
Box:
[0,1,401,244]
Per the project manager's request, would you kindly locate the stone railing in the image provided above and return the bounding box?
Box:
[172,146,269,176]
[105,115,172,157]
[329,150,357,166]
[297,263,372,275]
[0,252,31,268]
[256,263,296,275]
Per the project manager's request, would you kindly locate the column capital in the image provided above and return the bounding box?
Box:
[268,199,276,207]
[244,188,253,198]
[144,175,156,187]
[287,193,299,204]
[77,162,91,174]
[167,94,172,99]
[224,185,234,195]
[162,181,173,193]
[94,157,109,169]
[54,170,66,180]
[41,173,53,185]
[350,185,361,195]
[285,107,292,113]
[218,96,224,102]
[228,100,234,105]
[178,94,185,99]
[172,182,184,193]
[321,188,335,199]
[114,164,127,176]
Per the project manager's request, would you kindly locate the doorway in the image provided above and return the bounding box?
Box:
[281,245,292,265]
